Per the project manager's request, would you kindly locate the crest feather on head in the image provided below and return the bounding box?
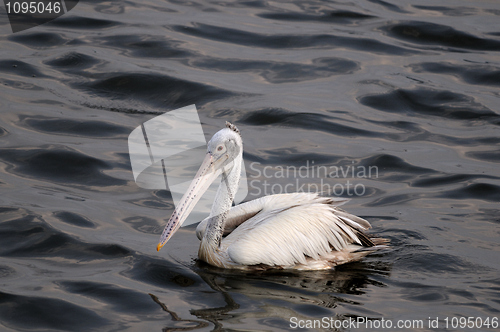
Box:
[225,121,240,136]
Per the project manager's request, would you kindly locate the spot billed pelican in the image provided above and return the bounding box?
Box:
[157,122,387,270]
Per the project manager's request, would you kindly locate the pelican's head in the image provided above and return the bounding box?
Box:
[206,121,243,172]
[156,122,242,251]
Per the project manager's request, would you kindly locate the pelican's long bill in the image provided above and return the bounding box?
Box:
[156,153,222,251]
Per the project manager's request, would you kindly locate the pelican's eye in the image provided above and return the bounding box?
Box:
[217,145,224,151]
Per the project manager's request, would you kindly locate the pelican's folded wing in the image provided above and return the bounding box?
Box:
[226,194,371,267]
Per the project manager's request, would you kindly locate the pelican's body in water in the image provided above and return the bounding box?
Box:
[157,122,387,270]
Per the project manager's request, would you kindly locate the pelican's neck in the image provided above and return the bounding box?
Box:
[201,152,242,252]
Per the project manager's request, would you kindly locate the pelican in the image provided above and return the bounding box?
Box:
[157,122,387,270]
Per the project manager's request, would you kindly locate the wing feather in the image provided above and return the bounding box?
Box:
[225,193,372,267]
[335,210,371,231]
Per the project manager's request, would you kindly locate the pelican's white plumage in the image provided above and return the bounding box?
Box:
[157,122,386,270]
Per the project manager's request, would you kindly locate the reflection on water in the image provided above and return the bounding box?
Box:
[149,294,210,331]
[151,260,391,331]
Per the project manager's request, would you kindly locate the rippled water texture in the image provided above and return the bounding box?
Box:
[0,0,499,331]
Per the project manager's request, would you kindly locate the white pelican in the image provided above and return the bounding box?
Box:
[157,122,387,270]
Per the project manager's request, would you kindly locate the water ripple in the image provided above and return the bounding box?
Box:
[187,57,359,83]
[44,52,101,70]
[53,211,97,228]
[381,21,500,51]
[8,32,78,48]
[0,291,108,331]
[257,10,376,25]
[46,15,121,30]
[21,115,131,138]
[79,73,238,108]
[359,87,499,123]
[240,108,377,137]
[0,146,126,187]
[410,62,500,86]
[0,212,131,260]
[57,281,159,314]
[100,35,192,58]
[170,23,417,55]
[0,60,48,78]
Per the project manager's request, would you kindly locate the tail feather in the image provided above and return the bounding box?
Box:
[354,244,389,253]
[371,237,390,246]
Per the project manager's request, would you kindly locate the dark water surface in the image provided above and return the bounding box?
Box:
[0,0,499,331]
